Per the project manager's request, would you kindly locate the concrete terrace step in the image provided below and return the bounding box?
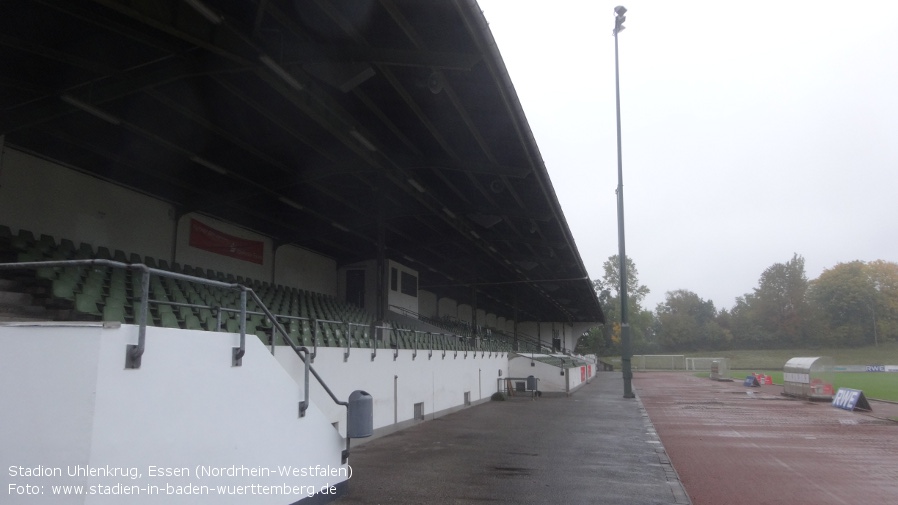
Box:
[0,290,34,306]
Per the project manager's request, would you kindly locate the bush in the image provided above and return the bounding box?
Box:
[490,392,506,401]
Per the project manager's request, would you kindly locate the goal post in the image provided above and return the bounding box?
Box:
[686,357,728,371]
[632,355,686,371]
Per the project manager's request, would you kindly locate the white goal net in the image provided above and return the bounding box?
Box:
[632,355,686,371]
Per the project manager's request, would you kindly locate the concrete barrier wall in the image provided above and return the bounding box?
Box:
[0,148,173,261]
[275,345,509,438]
[508,355,596,395]
[1,323,348,504]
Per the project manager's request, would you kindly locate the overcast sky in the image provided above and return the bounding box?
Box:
[478,0,898,312]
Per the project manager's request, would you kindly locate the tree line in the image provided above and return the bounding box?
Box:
[576,254,898,355]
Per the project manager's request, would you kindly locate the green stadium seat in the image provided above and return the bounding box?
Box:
[283,321,300,346]
[74,292,101,316]
[75,243,94,259]
[36,265,59,280]
[301,325,313,347]
[102,301,126,323]
[17,250,41,262]
[108,281,128,302]
[184,314,202,330]
[160,311,180,328]
[58,238,75,255]
[37,234,56,254]
[51,276,78,301]
[11,229,35,250]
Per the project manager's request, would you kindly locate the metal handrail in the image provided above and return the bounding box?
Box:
[0,260,349,436]
[392,327,399,361]
[0,259,246,367]
[0,260,518,363]
[497,376,540,399]
[343,321,369,362]
[370,323,391,361]
[388,304,533,353]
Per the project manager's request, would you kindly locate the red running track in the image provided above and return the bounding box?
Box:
[634,373,898,505]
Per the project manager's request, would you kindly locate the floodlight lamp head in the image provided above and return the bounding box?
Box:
[613,6,627,34]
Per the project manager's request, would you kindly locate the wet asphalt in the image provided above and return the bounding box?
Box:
[337,372,690,505]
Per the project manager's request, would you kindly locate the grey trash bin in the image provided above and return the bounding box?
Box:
[526,375,537,391]
[347,390,373,438]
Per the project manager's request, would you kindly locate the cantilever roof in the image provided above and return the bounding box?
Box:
[0,0,603,324]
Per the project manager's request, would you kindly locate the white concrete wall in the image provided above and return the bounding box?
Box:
[508,354,560,393]
[475,309,486,327]
[418,290,437,319]
[566,364,594,391]
[457,304,472,324]
[437,297,457,320]
[0,148,174,261]
[516,322,549,349]
[513,322,604,352]
[274,346,508,437]
[503,319,515,333]
[0,323,347,505]
[275,244,337,296]
[0,147,346,298]
[1,324,98,504]
[507,354,594,395]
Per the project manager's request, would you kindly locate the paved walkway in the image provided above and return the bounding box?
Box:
[337,372,690,504]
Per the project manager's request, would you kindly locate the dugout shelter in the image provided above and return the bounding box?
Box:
[783,356,835,400]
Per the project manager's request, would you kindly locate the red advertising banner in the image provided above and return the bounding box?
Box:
[188,219,264,265]
[581,367,586,382]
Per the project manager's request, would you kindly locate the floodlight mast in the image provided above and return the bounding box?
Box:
[613,6,635,399]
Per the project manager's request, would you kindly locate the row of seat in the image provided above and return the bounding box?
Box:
[1,225,518,352]
[423,314,540,353]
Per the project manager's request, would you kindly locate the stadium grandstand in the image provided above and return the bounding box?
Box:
[0,1,604,503]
